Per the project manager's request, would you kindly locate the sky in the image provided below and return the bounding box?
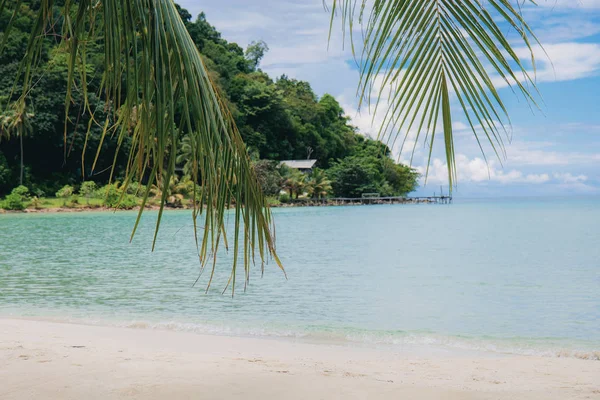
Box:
[178,0,600,197]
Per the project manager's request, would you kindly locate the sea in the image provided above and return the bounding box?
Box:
[1,197,599,359]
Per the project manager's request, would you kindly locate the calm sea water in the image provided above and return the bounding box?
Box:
[1,198,599,358]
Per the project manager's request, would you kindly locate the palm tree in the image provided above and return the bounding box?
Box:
[150,174,195,208]
[0,103,33,186]
[1,0,540,290]
[306,169,332,200]
[283,169,306,199]
[176,135,195,177]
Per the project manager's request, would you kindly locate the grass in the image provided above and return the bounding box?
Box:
[265,196,282,207]
[27,197,106,210]
[24,196,193,210]
[7,194,270,212]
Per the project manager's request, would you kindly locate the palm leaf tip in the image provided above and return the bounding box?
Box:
[5,0,282,293]
[329,0,542,190]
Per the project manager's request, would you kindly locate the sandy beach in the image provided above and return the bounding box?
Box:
[1,319,598,400]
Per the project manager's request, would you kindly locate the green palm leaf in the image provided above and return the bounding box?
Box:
[329,0,541,188]
[1,0,282,293]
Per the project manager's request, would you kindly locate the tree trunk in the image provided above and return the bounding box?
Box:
[19,132,24,186]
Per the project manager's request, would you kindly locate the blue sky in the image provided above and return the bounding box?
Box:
[179,0,600,197]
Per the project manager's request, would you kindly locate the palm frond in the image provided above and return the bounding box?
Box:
[328,0,542,189]
[3,0,282,293]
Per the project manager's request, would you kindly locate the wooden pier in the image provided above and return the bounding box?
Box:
[288,195,452,207]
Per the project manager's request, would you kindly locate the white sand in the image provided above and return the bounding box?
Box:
[1,318,598,399]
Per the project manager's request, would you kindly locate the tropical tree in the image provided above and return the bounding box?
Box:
[245,40,269,70]
[0,102,33,186]
[381,159,420,197]
[151,174,196,208]
[252,160,283,197]
[1,0,540,290]
[282,168,306,199]
[328,157,381,198]
[306,168,332,200]
[176,135,195,177]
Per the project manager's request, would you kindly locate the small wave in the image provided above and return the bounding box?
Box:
[556,350,600,361]
[120,320,309,340]
[116,319,600,361]
[6,314,599,360]
[342,330,600,360]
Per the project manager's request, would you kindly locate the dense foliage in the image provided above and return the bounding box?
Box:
[0,1,418,202]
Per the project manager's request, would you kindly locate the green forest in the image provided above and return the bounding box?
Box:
[0,1,419,209]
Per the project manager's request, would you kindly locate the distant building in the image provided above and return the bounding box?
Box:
[279,159,317,173]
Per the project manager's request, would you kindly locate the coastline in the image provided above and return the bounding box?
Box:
[1,318,599,399]
[0,204,183,214]
[0,197,448,214]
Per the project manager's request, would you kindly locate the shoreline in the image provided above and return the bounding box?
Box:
[0,204,172,214]
[3,314,599,361]
[0,197,448,214]
[0,204,208,215]
[1,318,599,399]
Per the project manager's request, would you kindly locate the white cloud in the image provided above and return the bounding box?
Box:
[522,43,600,82]
[506,141,600,166]
[490,42,600,89]
[524,173,552,184]
[554,172,589,183]
[411,153,600,196]
[178,0,348,71]
[534,17,600,42]
[416,154,552,185]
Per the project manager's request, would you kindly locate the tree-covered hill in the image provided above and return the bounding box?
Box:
[0,1,418,200]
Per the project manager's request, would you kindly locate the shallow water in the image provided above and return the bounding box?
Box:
[1,197,599,358]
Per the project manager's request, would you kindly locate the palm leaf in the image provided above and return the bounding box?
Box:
[328,0,542,189]
[2,0,282,293]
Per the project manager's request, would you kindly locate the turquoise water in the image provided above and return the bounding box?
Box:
[1,198,599,358]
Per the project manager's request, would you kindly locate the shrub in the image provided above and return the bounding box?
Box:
[188,184,203,200]
[278,192,290,203]
[177,177,195,197]
[29,196,42,210]
[116,194,138,209]
[79,181,97,201]
[98,184,120,207]
[56,185,74,205]
[252,160,283,196]
[98,183,138,209]
[125,182,147,196]
[12,185,30,199]
[2,193,25,210]
[266,196,281,206]
[1,185,31,210]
